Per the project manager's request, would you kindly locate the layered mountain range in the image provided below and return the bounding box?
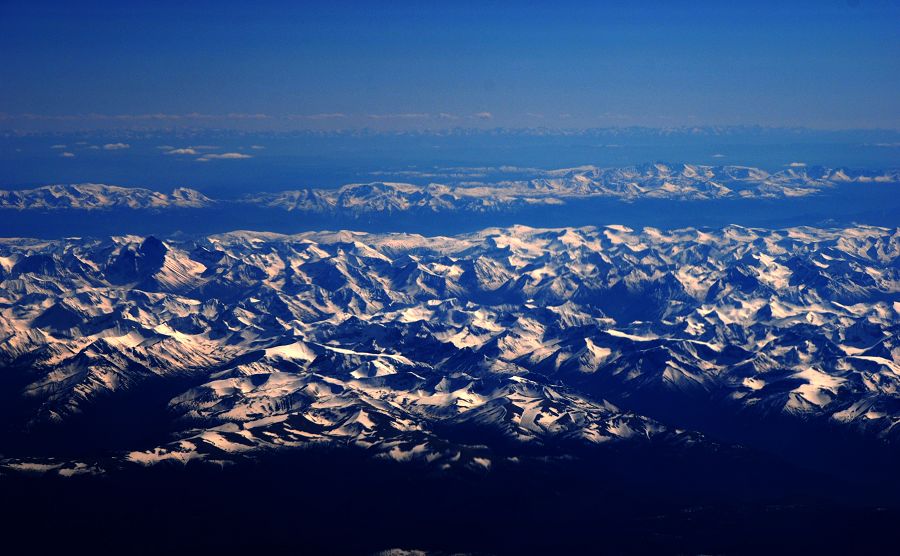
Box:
[1,163,897,213]
[0,184,212,210]
[1,224,898,476]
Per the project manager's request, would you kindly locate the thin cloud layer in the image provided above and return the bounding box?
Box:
[5,112,271,122]
[367,113,430,120]
[6,110,511,131]
[196,152,252,162]
[287,113,347,121]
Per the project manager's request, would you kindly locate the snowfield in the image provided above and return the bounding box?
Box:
[1,223,899,474]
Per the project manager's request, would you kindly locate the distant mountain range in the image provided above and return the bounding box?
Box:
[0,184,212,210]
[1,223,897,476]
[2,164,898,213]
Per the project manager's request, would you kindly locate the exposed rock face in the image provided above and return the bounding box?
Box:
[1,224,898,473]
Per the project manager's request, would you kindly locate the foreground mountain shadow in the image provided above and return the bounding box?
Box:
[2,443,898,555]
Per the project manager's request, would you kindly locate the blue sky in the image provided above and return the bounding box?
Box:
[1,1,899,130]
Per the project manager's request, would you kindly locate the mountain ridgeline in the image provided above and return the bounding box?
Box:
[1,224,898,481]
[1,163,898,212]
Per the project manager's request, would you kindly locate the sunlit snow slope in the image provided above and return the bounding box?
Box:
[1,224,898,474]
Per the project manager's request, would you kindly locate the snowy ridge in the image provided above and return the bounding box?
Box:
[243,164,900,212]
[1,224,899,474]
[0,184,212,210]
[2,163,897,212]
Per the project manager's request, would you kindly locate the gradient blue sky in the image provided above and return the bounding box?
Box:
[2,0,899,130]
